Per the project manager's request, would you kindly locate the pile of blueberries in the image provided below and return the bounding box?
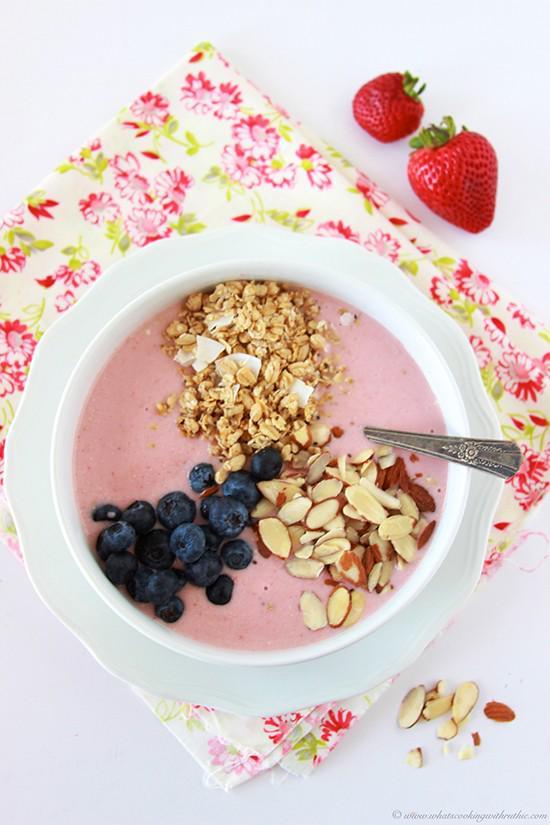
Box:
[93,446,282,623]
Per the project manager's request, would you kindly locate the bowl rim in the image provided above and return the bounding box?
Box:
[48,230,470,667]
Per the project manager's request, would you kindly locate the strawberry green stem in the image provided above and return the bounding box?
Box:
[409,115,459,149]
[402,71,426,100]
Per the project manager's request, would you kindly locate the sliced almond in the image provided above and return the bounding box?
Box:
[379,452,396,469]
[335,550,367,586]
[342,589,366,627]
[277,496,313,525]
[352,544,365,562]
[425,689,439,702]
[258,518,291,559]
[412,516,428,538]
[398,491,420,520]
[294,543,314,559]
[257,480,300,505]
[323,514,346,532]
[359,478,401,509]
[367,561,383,592]
[437,719,458,740]
[250,498,276,518]
[398,685,426,728]
[285,558,325,579]
[300,530,324,544]
[327,586,352,627]
[314,537,351,557]
[457,745,475,761]
[311,478,343,502]
[379,515,415,541]
[368,529,390,551]
[422,695,453,720]
[342,503,366,521]
[328,563,343,581]
[377,559,394,589]
[343,468,360,486]
[306,452,332,484]
[452,682,479,725]
[392,534,417,563]
[345,485,387,523]
[436,679,447,696]
[405,747,423,769]
[360,460,378,482]
[314,528,346,545]
[346,526,360,545]
[337,454,347,478]
[306,498,340,529]
[350,449,374,465]
[375,445,392,458]
[293,423,311,447]
[299,591,327,631]
[288,524,305,552]
[310,423,331,447]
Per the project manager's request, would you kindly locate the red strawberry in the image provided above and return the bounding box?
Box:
[407,116,497,233]
[353,72,425,143]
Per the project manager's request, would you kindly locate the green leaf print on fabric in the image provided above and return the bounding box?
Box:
[291,732,327,762]
[266,209,314,232]
[171,213,207,235]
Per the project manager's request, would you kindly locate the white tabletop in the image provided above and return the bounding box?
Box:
[1,1,549,822]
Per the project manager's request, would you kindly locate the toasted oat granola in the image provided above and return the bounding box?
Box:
[158,280,345,469]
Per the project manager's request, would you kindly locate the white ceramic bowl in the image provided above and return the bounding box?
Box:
[49,228,470,668]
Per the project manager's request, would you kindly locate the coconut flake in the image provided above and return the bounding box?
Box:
[289,378,314,407]
[207,313,234,333]
[194,335,226,370]
[174,349,195,367]
[192,359,209,373]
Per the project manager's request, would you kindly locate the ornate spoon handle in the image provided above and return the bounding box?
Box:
[362,426,522,480]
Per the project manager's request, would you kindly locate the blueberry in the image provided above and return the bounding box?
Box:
[250,447,283,481]
[170,523,206,564]
[126,564,154,602]
[121,500,156,535]
[186,550,223,587]
[221,471,261,511]
[96,521,136,560]
[221,539,253,570]
[199,524,222,552]
[105,550,138,585]
[92,503,122,522]
[200,494,219,521]
[157,491,196,530]
[189,462,216,493]
[173,568,187,590]
[155,596,184,623]
[135,529,174,569]
[145,569,183,605]
[206,574,234,605]
[207,496,248,538]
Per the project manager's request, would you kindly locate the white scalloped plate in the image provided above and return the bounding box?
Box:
[5,227,502,715]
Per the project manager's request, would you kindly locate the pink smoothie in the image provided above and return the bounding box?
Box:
[74,290,447,651]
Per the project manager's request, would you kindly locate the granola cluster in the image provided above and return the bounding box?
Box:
[158,280,345,474]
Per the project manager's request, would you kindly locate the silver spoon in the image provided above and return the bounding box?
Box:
[362,426,522,480]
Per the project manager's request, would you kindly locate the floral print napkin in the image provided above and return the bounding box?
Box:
[1,41,548,789]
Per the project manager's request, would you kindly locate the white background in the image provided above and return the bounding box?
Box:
[1,1,549,823]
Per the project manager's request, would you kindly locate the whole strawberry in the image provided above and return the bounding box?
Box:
[353,72,425,142]
[408,116,497,233]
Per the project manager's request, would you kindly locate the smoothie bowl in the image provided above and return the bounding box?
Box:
[51,251,469,667]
